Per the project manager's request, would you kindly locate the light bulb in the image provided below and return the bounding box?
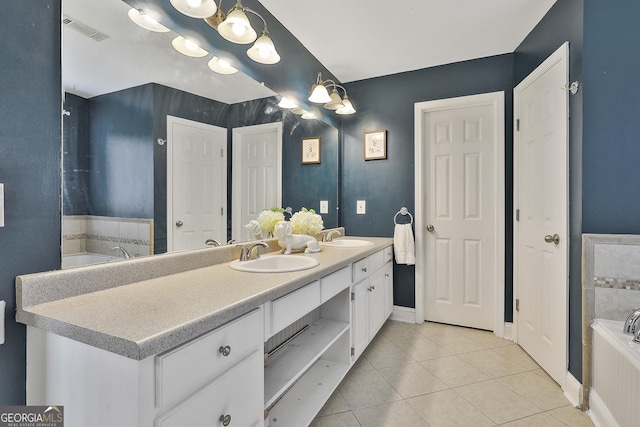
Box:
[184,39,198,51]
[218,59,230,68]
[232,21,246,36]
[187,0,202,7]
[144,15,158,25]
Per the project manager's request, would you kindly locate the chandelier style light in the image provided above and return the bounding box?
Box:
[308,72,356,115]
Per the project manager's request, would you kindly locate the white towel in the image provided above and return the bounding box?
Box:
[394,223,415,265]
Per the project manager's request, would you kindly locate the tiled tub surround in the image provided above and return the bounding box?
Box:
[582,234,640,415]
[62,215,153,258]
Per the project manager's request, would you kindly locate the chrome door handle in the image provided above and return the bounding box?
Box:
[175,220,183,227]
[219,345,231,357]
[426,225,435,232]
[544,234,560,245]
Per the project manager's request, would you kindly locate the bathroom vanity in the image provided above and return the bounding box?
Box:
[16,235,393,427]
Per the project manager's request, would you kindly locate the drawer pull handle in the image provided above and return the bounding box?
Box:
[371,285,375,290]
[219,345,231,357]
[219,414,231,426]
[362,267,367,273]
[385,273,390,277]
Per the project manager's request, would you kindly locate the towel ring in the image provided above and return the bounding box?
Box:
[393,207,413,225]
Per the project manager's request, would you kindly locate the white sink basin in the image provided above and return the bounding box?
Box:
[229,255,319,273]
[321,239,374,248]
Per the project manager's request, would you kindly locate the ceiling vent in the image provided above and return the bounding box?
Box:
[63,14,109,42]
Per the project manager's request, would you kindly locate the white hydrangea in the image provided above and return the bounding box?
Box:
[257,209,285,234]
[290,208,324,235]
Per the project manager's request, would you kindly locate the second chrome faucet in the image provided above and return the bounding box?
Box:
[237,241,269,261]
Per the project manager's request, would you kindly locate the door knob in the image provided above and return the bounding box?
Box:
[426,225,435,232]
[544,234,560,245]
[175,220,183,227]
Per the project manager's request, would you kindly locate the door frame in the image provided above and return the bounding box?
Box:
[512,43,569,376]
[166,115,227,252]
[231,122,283,241]
[414,92,505,336]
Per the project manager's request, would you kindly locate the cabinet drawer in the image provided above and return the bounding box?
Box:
[271,281,320,334]
[156,309,262,408]
[156,351,263,427]
[368,249,385,274]
[353,257,370,283]
[320,266,351,303]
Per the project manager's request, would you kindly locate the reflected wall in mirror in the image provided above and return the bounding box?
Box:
[61,0,338,268]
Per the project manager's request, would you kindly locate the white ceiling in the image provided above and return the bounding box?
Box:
[260,0,557,83]
[63,0,557,103]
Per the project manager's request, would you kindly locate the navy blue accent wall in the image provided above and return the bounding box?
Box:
[341,55,514,309]
[88,84,155,219]
[0,0,61,404]
[63,93,91,215]
[514,0,583,381]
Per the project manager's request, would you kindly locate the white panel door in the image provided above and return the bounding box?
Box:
[232,123,282,241]
[425,103,495,330]
[514,43,568,387]
[168,116,227,252]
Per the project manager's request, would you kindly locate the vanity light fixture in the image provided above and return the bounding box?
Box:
[127,8,170,33]
[308,72,356,115]
[278,97,298,109]
[208,56,239,74]
[170,0,217,19]
[301,111,318,120]
[171,36,209,57]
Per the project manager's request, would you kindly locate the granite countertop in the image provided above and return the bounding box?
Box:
[16,236,392,361]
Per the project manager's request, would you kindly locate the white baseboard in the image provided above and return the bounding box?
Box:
[390,306,416,323]
[503,322,513,340]
[563,371,582,408]
[587,389,619,427]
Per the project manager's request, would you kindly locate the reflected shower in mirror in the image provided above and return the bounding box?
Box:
[61,0,338,268]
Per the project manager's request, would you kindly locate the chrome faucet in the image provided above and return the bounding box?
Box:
[237,241,269,261]
[623,308,640,335]
[205,239,221,247]
[323,230,342,242]
[111,246,131,259]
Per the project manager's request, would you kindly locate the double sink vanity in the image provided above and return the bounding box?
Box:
[16,232,394,427]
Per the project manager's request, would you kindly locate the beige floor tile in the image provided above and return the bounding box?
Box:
[458,349,528,378]
[338,368,403,410]
[454,380,541,424]
[394,337,452,361]
[353,400,429,427]
[530,368,555,382]
[309,411,362,427]
[409,321,469,337]
[459,328,513,348]
[420,355,490,387]
[380,322,425,342]
[427,333,488,355]
[363,342,414,369]
[491,344,541,370]
[378,362,448,398]
[350,355,376,374]
[317,390,350,417]
[500,412,566,427]
[548,405,595,427]
[497,371,569,411]
[369,332,392,347]
[407,389,495,427]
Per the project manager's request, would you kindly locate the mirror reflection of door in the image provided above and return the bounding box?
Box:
[167,116,227,252]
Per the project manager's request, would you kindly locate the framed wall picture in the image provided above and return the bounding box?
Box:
[302,137,321,164]
[364,130,387,160]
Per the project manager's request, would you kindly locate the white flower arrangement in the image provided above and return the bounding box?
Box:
[290,207,324,236]
[257,208,285,235]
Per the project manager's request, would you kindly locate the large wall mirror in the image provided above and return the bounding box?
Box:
[61,0,339,268]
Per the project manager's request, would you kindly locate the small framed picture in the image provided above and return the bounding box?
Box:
[302,137,321,164]
[364,130,387,160]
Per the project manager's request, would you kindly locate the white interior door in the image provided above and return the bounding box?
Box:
[422,99,498,331]
[514,43,569,388]
[232,122,282,241]
[167,116,227,252]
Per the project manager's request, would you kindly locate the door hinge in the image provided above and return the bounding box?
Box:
[516,119,520,131]
[221,207,224,215]
[351,291,355,301]
[516,299,520,312]
[516,209,520,221]
[221,148,224,157]
[351,347,355,356]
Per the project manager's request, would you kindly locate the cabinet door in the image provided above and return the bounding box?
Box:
[383,263,393,319]
[351,280,369,361]
[368,269,386,339]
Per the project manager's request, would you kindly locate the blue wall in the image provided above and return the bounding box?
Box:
[514,0,584,382]
[0,1,61,404]
[63,94,91,215]
[341,55,514,309]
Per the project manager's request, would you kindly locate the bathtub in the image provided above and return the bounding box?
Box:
[61,253,121,269]
[590,319,640,427]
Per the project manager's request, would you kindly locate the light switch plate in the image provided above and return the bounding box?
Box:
[0,300,5,344]
[320,200,329,214]
[0,183,4,227]
[357,200,366,214]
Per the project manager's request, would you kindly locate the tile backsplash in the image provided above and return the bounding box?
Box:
[63,215,153,258]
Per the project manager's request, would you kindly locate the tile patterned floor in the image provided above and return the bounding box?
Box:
[311,320,594,427]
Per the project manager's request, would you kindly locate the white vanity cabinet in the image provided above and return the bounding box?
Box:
[351,246,394,360]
